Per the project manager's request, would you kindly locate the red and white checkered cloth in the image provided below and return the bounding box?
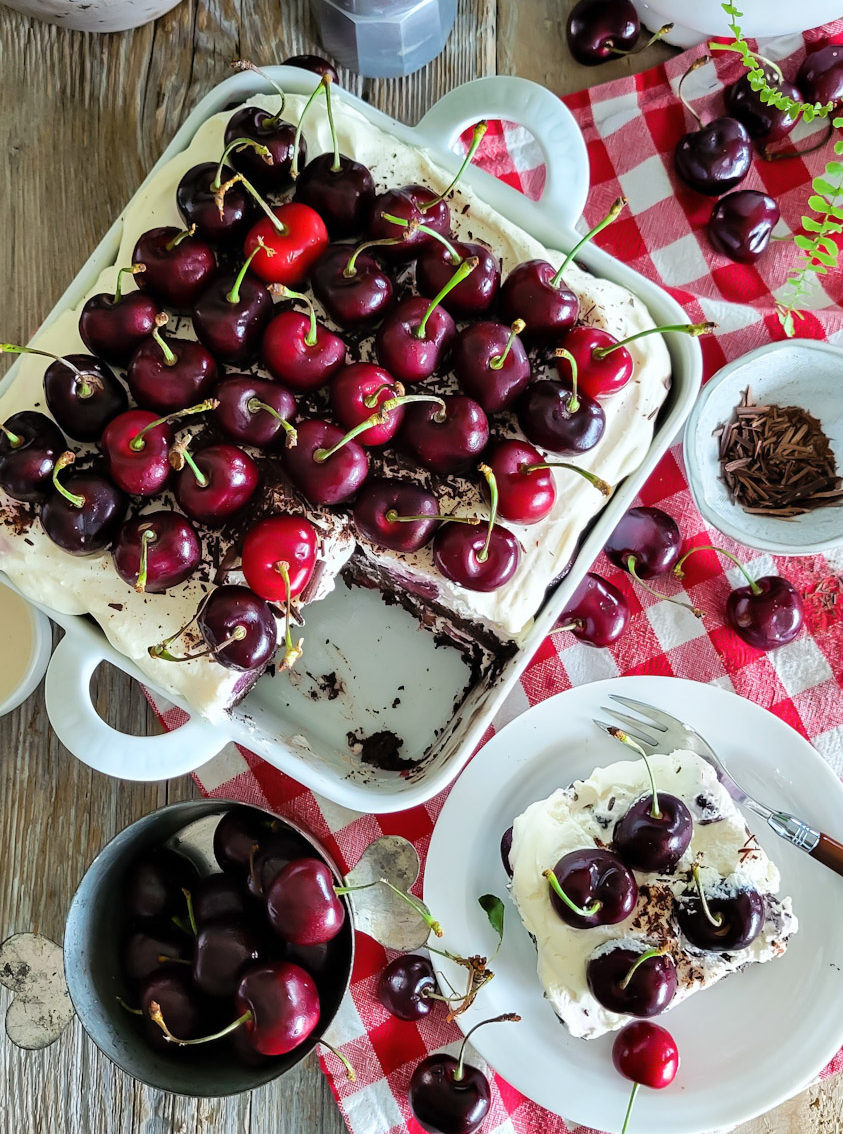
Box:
[147,26,843,1134]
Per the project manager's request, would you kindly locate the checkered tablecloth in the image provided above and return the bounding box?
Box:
[147,25,843,1134]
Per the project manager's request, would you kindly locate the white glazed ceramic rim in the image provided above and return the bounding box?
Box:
[0,586,52,717]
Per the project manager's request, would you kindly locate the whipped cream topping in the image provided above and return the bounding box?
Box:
[508,750,797,1040]
[0,88,670,716]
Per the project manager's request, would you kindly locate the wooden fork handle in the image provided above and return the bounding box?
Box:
[811,833,843,878]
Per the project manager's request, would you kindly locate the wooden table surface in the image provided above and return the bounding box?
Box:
[0,1,840,1130]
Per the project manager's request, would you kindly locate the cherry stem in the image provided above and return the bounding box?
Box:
[161,955,191,966]
[129,398,217,453]
[276,560,304,672]
[692,864,724,928]
[52,452,84,509]
[319,1039,356,1082]
[165,224,197,251]
[543,868,602,918]
[621,1082,640,1134]
[322,73,341,173]
[416,257,478,340]
[382,212,461,262]
[0,343,85,382]
[333,877,443,937]
[553,196,627,284]
[677,55,711,129]
[609,22,673,56]
[214,136,273,191]
[363,381,401,408]
[149,1002,252,1046]
[549,619,584,636]
[292,75,329,180]
[273,284,318,346]
[521,462,611,496]
[455,1013,520,1082]
[134,527,156,593]
[0,424,22,448]
[148,608,202,662]
[151,312,177,366]
[114,263,146,304]
[626,555,704,619]
[607,727,661,818]
[762,118,833,161]
[423,120,488,209]
[180,445,209,489]
[312,394,439,461]
[216,172,286,234]
[385,510,480,526]
[227,239,272,304]
[231,58,287,116]
[151,624,248,664]
[247,397,297,447]
[478,463,503,563]
[342,236,405,277]
[593,321,715,359]
[554,348,580,412]
[182,887,198,936]
[673,544,761,595]
[117,997,144,1016]
[489,320,525,370]
[618,947,671,991]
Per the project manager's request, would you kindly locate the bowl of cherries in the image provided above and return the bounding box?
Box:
[63,799,354,1095]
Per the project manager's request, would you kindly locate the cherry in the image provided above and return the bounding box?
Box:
[415,235,500,318]
[0,345,128,444]
[173,441,259,526]
[265,857,346,946]
[214,375,297,449]
[401,395,489,475]
[552,572,629,647]
[101,401,214,497]
[132,225,216,309]
[708,190,780,262]
[225,64,304,191]
[486,439,555,525]
[192,873,250,925]
[246,830,314,899]
[433,465,519,592]
[240,192,330,287]
[40,452,128,555]
[283,940,335,980]
[586,945,677,1017]
[123,921,190,984]
[674,58,752,196]
[292,75,376,238]
[176,140,265,244]
[453,320,530,413]
[499,197,626,342]
[0,411,65,503]
[330,363,403,446]
[726,61,802,141]
[282,418,369,505]
[140,970,205,1051]
[79,266,160,366]
[193,918,263,999]
[610,728,693,873]
[353,478,440,553]
[677,867,765,951]
[214,806,278,874]
[605,505,681,580]
[194,584,277,671]
[378,954,436,1020]
[544,847,638,929]
[517,375,605,456]
[261,288,346,391]
[310,241,395,329]
[124,847,199,921]
[376,259,477,383]
[112,511,201,594]
[797,43,843,109]
[126,315,219,414]
[566,0,638,65]
[281,54,339,84]
[500,827,513,877]
[241,515,318,603]
[613,1020,679,1134]
[191,243,275,365]
[409,1014,519,1134]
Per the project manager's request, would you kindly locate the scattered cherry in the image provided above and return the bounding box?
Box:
[378,954,436,1021]
[553,572,629,647]
[605,506,682,580]
[500,827,513,877]
[612,1020,679,1134]
[566,0,638,65]
[674,57,752,195]
[726,62,802,141]
[797,43,843,110]
[708,190,780,262]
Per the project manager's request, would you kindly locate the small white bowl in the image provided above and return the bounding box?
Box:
[0,583,53,717]
[683,340,843,556]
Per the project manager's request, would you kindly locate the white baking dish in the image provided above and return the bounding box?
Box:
[0,70,702,809]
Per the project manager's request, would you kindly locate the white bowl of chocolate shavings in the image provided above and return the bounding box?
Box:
[683,340,843,556]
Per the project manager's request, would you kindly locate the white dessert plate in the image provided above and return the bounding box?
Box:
[424,675,843,1134]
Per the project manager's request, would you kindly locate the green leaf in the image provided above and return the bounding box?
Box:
[833,116,843,129]
[819,235,840,256]
[478,894,505,952]
[824,162,843,176]
[804,105,816,123]
[813,249,837,267]
[802,216,824,233]
[812,177,839,197]
[794,234,816,252]
[834,140,843,156]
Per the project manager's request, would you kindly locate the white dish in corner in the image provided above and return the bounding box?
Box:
[683,340,843,556]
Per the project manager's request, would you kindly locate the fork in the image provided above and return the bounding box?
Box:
[595,693,843,878]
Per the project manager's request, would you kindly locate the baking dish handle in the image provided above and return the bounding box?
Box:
[44,634,223,781]
[415,75,589,234]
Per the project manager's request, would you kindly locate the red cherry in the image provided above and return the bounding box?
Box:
[261,298,346,392]
[241,516,318,603]
[243,202,329,286]
[353,478,440,553]
[486,439,556,525]
[330,363,403,446]
[283,418,369,505]
[101,410,174,497]
[375,295,457,385]
[557,326,633,399]
[235,961,320,1056]
[174,443,259,525]
[433,520,519,593]
[613,1020,679,1096]
[265,858,346,946]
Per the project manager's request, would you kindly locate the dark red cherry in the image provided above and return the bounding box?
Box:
[798,43,843,109]
[369,187,445,262]
[378,954,436,1020]
[675,117,752,196]
[401,396,489,475]
[612,1020,679,1090]
[409,1054,490,1134]
[415,240,500,317]
[126,327,219,414]
[234,960,320,1056]
[486,439,555,525]
[123,921,190,984]
[192,872,250,925]
[139,970,204,1051]
[605,506,681,579]
[197,584,278,671]
[330,362,404,447]
[554,572,629,647]
[261,306,346,392]
[677,882,765,951]
[726,65,802,141]
[499,259,577,343]
[132,226,217,309]
[586,945,677,1017]
[353,478,439,553]
[79,276,161,367]
[0,411,65,503]
[376,295,456,385]
[433,521,519,593]
[40,455,128,556]
[726,575,803,650]
[192,259,275,366]
[101,409,174,498]
[546,847,638,929]
[224,107,303,192]
[174,443,259,526]
[295,153,376,239]
[614,793,693,873]
[310,243,395,329]
[112,511,202,594]
[517,379,606,455]
[213,375,297,449]
[406,183,452,240]
[708,190,780,262]
[500,827,513,877]
[214,805,277,874]
[177,162,255,244]
[282,54,340,84]
[124,847,199,920]
[193,918,263,999]
[453,320,530,413]
[282,418,368,505]
[566,0,639,65]
[265,857,346,946]
[43,354,128,443]
[246,830,313,899]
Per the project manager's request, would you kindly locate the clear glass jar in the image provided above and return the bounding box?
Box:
[310,0,458,78]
